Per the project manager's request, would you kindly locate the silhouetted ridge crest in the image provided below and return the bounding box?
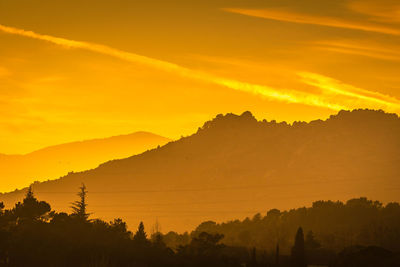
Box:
[199,111,258,133]
[199,109,400,134]
[0,109,399,233]
[327,109,399,125]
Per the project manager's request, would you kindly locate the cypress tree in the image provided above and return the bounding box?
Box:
[291,227,307,267]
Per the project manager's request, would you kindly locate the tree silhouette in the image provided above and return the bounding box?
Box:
[250,247,257,267]
[71,183,90,221]
[13,185,51,223]
[0,190,399,266]
[276,243,280,266]
[153,232,167,250]
[25,186,34,199]
[291,227,307,267]
[133,221,148,244]
[188,232,224,255]
[305,230,321,250]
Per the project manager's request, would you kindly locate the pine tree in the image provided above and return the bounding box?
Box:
[71,183,90,221]
[25,186,35,200]
[13,185,51,222]
[291,227,307,267]
[133,221,148,244]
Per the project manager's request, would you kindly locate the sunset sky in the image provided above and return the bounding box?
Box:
[1,0,400,154]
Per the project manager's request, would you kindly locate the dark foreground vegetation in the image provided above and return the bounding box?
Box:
[0,185,400,266]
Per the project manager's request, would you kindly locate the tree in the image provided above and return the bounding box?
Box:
[291,227,307,267]
[276,243,280,266]
[133,221,148,244]
[25,186,33,198]
[305,230,321,250]
[152,232,167,250]
[151,218,161,236]
[71,183,90,221]
[13,186,51,223]
[189,232,224,253]
[250,247,257,267]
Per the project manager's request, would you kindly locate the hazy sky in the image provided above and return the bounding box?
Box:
[1,0,400,154]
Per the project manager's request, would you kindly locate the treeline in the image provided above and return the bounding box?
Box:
[1,186,400,267]
[164,198,400,253]
[0,185,252,267]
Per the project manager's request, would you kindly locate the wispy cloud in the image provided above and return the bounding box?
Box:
[223,8,400,36]
[348,0,400,23]
[298,72,400,112]
[312,41,400,61]
[0,24,348,111]
[1,24,399,113]
[0,25,188,75]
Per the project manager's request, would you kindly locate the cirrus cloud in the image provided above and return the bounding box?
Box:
[0,24,399,114]
[223,7,400,36]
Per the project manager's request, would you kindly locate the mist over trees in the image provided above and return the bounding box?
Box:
[0,187,251,266]
[0,186,400,266]
[186,198,400,253]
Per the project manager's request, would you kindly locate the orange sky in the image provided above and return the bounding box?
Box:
[1,0,400,154]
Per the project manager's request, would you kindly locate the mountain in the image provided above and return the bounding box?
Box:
[0,132,170,192]
[1,109,399,232]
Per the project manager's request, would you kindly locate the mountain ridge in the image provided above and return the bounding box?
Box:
[1,131,168,156]
[0,131,171,192]
[1,109,399,232]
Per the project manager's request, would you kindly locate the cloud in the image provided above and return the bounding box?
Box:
[223,8,400,36]
[0,25,188,75]
[298,72,400,112]
[312,41,400,61]
[348,0,400,23]
[0,24,350,111]
[1,24,399,113]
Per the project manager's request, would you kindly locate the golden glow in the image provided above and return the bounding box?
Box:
[0,0,400,155]
[3,23,397,115]
[211,77,346,111]
[0,24,349,112]
[298,72,400,112]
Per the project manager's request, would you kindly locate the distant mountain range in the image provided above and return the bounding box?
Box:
[1,109,399,232]
[0,132,170,192]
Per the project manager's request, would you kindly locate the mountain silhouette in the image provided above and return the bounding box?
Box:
[0,132,170,192]
[1,109,399,232]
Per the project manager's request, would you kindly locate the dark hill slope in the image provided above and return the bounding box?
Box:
[1,109,399,232]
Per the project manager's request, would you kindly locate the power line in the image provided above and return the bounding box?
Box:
[32,178,361,194]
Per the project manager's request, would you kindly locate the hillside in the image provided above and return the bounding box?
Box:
[0,132,170,192]
[1,109,399,232]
